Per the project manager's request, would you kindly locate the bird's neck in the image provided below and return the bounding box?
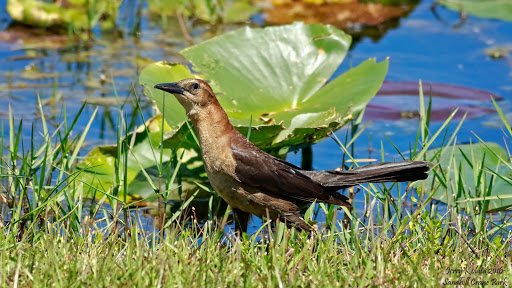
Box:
[188,101,235,151]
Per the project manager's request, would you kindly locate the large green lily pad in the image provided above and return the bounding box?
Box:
[180,23,352,120]
[140,23,388,151]
[439,0,512,22]
[420,142,512,212]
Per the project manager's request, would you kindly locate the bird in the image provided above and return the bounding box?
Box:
[154,78,431,234]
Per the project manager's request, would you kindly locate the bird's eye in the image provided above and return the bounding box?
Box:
[192,83,200,90]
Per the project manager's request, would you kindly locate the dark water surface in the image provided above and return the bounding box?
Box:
[1,0,511,232]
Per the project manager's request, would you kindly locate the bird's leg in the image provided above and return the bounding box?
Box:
[281,214,312,234]
[232,208,250,235]
[301,144,313,170]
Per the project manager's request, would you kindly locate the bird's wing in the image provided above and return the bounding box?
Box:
[230,139,348,206]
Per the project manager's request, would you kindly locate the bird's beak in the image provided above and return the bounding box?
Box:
[154,82,185,94]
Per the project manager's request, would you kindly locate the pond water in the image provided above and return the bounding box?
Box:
[0,0,511,233]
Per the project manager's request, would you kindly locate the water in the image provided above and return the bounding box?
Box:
[1,0,511,233]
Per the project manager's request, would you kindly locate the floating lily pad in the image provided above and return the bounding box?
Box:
[181,23,352,120]
[7,0,121,31]
[420,143,512,212]
[367,80,501,121]
[0,82,68,91]
[265,0,417,28]
[20,64,59,80]
[77,114,210,201]
[378,81,501,101]
[0,26,79,49]
[484,45,512,60]
[439,0,512,22]
[365,104,497,121]
[147,0,259,23]
[82,96,146,106]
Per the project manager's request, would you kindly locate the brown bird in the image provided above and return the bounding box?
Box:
[154,79,431,233]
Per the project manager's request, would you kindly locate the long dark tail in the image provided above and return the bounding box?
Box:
[304,161,431,190]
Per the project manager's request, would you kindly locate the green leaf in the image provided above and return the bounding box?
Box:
[305,59,388,118]
[181,22,352,122]
[420,142,512,212]
[426,142,507,168]
[273,107,341,145]
[439,0,512,22]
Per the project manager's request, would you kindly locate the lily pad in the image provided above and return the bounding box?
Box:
[265,0,416,28]
[181,23,352,120]
[484,45,512,60]
[82,96,145,106]
[7,0,121,31]
[140,23,388,151]
[147,0,259,23]
[0,26,79,49]
[368,80,501,121]
[420,142,512,212]
[365,104,497,121]
[378,81,502,101]
[439,0,512,22]
[20,64,59,80]
[77,114,210,201]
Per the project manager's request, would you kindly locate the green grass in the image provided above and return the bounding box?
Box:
[0,217,509,287]
[0,89,511,287]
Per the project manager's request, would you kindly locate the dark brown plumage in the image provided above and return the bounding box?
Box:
[154,78,431,233]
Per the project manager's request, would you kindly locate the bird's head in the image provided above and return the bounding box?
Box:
[154,78,216,113]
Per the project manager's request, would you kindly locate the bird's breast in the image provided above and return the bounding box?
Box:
[194,121,248,207]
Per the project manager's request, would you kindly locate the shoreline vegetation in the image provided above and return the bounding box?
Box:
[0,91,510,287]
[0,1,511,286]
